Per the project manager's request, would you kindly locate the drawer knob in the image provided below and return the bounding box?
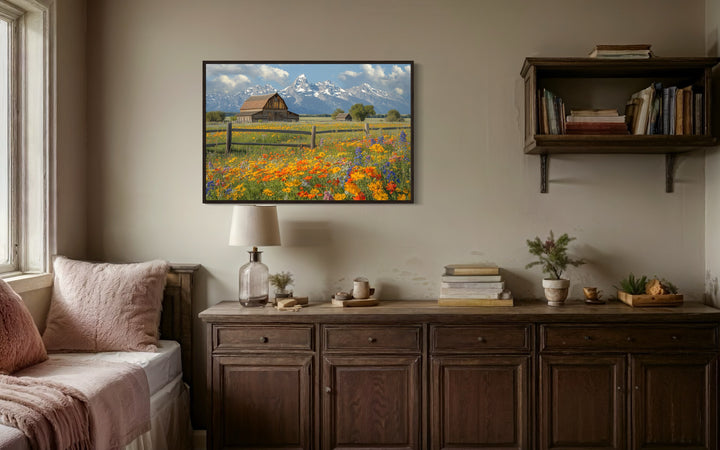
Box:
[260,336,268,343]
[584,335,592,341]
[477,337,485,343]
[325,386,332,394]
[368,337,376,343]
[617,385,622,391]
[672,335,679,341]
[626,337,634,342]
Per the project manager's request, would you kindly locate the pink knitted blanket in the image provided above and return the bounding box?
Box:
[0,359,150,450]
[0,374,90,449]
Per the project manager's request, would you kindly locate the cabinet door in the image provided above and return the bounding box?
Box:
[539,354,626,450]
[430,355,529,450]
[322,354,421,450]
[211,354,313,450]
[631,353,717,450]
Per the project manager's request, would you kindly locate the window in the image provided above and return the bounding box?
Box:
[0,0,54,278]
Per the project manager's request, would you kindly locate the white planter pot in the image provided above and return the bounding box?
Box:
[542,278,570,306]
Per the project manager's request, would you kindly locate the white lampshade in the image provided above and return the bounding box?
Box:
[229,205,281,247]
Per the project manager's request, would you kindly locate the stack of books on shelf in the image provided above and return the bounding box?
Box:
[625,83,704,135]
[536,88,565,135]
[565,109,629,135]
[438,265,513,306]
[588,44,653,59]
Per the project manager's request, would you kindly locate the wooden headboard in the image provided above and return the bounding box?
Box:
[160,263,200,389]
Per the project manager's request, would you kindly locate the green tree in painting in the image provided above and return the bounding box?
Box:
[331,108,345,119]
[385,109,403,122]
[349,103,375,122]
[206,111,225,122]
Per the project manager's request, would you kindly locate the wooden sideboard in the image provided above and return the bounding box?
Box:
[199,300,720,450]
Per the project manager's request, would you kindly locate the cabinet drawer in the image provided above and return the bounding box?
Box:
[323,325,421,352]
[431,325,532,353]
[214,325,313,351]
[541,324,719,352]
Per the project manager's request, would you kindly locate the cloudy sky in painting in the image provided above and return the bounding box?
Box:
[205,62,412,97]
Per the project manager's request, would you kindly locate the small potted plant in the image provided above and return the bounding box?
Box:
[269,271,294,302]
[526,230,585,306]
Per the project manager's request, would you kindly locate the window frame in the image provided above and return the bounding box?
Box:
[0,0,55,280]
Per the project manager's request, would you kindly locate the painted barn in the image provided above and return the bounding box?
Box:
[235,93,299,123]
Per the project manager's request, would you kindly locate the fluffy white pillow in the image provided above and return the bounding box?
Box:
[42,257,169,352]
[0,278,48,373]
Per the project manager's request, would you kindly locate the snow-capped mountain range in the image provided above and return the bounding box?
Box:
[205,74,411,115]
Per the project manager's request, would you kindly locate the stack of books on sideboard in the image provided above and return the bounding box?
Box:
[438,265,514,306]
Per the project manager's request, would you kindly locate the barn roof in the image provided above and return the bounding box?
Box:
[240,93,287,111]
[236,110,263,116]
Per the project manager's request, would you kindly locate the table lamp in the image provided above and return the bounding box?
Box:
[229,205,281,307]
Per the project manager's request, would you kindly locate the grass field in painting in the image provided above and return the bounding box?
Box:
[204,119,412,202]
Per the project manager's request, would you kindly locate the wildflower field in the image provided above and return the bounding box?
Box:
[204,121,412,202]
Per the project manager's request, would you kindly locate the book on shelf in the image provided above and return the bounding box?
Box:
[440,274,502,283]
[438,297,514,307]
[588,44,653,58]
[623,84,703,136]
[444,265,499,276]
[667,86,677,135]
[537,88,564,135]
[683,86,692,134]
[565,109,628,134]
[675,86,685,135]
[569,109,619,117]
[662,87,671,135]
[647,82,663,135]
[629,84,654,135]
[566,115,625,123]
[440,281,505,289]
[694,91,704,135]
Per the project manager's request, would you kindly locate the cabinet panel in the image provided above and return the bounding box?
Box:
[539,354,626,450]
[323,325,421,352]
[322,355,421,450]
[431,355,529,450]
[541,324,718,352]
[631,353,717,450]
[214,325,313,351]
[431,325,531,353]
[212,354,313,450]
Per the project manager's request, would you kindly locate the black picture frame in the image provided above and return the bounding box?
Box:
[203,61,414,203]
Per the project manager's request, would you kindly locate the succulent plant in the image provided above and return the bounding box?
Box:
[616,273,648,295]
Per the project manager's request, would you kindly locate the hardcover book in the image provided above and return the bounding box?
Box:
[444,265,500,276]
[440,275,502,283]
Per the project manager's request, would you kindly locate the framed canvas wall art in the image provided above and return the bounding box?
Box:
[203,61,414,203]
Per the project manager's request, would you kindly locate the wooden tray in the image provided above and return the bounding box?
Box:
[331,297,379,307]
[617,290,683,307]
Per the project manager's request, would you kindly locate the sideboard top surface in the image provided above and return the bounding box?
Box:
[199,300,720,324]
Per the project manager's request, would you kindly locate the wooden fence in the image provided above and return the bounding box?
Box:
[205,123,410,154]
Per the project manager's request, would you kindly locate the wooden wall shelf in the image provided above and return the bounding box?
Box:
[522,57,720,192]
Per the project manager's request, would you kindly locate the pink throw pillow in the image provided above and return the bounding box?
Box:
[42,257,169,352]
[0,279,48,374]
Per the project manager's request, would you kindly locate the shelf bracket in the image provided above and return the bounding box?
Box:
[540,154,548,193]
[665,153,675,193]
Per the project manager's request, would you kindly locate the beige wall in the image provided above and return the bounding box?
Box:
[707,0,720,307]
[79,0,708,427]
[56,0,87,259]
